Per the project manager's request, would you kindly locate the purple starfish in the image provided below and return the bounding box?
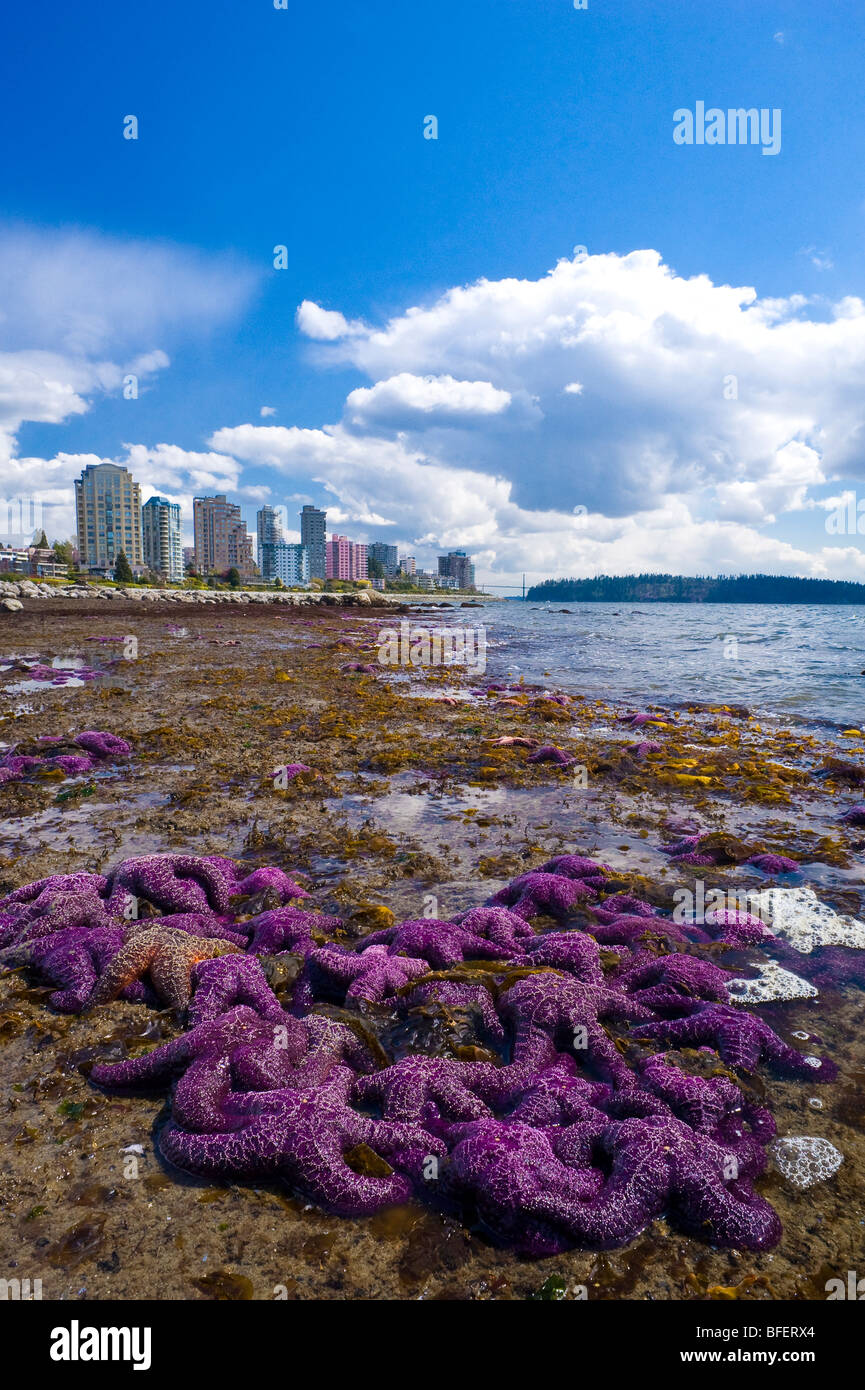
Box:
[160,1067,443,1215]
[441,1112,780,1255]
[296,1013,383,1082]
[587,915,687,950]
[49,754,95,775]
[5,843,843,1256]
[440,1116,613,1254]
[93,1003,369,1094]
[516,930,604,985]
[659,835,717,868]
[0,873,135,947]
[615,953,735,1013]
[244,906,342,957]
[632,1003,837,1080]
[526,745,576,766]
[271,763,312,782]
[702,909,772,947]
[358,919,507,969]
[353,1056,505,1124]
[499,975,652,1088]
[660,837,799,876]
[540,855,610,883]
[109,856,238,916]
[617,712,665,728]
[0,926,148,1012]
[0,764,26,785]
[0,728,131,786]
[189,955,286,1025]
[74,731,132,758]
[592,894,657,924]
[486,872,594,921]
[109,855,307,917]
[662,1117,780,1251]
[840,804,865,825]
[1,755,44,779]
[300,943,428,1005]
[638,1052,748,1134]
[0,871,113,910]
[629,740,662,757]
[397,979,506,1044]
[453,905,536,951]
[747,853,799,874]
[231,866,308,902]
[505,1066,619,1128]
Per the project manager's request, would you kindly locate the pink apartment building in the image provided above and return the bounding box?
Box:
[325,534,368,581]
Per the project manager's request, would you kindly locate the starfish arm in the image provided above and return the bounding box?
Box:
[189,955,285,1025]
[86,938,159,1008]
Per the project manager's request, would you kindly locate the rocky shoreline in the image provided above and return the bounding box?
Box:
[0,580,408,612]
[0,579,497,614]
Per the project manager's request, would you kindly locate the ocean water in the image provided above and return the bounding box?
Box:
[443,602,865,729]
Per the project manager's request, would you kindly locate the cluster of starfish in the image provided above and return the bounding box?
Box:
[0,849,844,1256]
[479,737,576,769]
[0,730,132,786]
[5,659,108,686]
[660,833,799,875]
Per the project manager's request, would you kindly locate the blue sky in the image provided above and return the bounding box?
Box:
[2,0,865,586]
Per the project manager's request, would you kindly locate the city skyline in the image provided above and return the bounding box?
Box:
[11,462,478,587]
[8,476,461,579]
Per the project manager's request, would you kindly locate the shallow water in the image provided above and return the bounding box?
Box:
[430,602,865,728]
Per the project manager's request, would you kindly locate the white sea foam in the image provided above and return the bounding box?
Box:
[726,961,817,1004]
[748,887,865,955]
[769,1136,844,1189]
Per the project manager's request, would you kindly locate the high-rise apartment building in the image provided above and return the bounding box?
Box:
[300,505,326,580]
[398,554,416,577]
[325,534,368,582]
[74,463,143,570]
[256,505,284,579]
[438,550,475,589]
[255,508,286,578]
[269,542,310,586]
[193,495,257,577]
[368,542,399,577]
[142,496,183,583]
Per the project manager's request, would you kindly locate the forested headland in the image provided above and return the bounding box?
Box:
[525,574,865,604]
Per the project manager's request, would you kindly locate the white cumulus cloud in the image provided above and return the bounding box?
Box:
[296,300,367,341]
[299,248,865,527]
[346,373,511,427]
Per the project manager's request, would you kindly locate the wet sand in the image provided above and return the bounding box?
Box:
[1,599,862,1301]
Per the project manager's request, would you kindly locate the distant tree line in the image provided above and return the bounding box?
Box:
[526,573,865,604]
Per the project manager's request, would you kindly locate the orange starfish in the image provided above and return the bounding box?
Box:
[85,927,240,1011]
